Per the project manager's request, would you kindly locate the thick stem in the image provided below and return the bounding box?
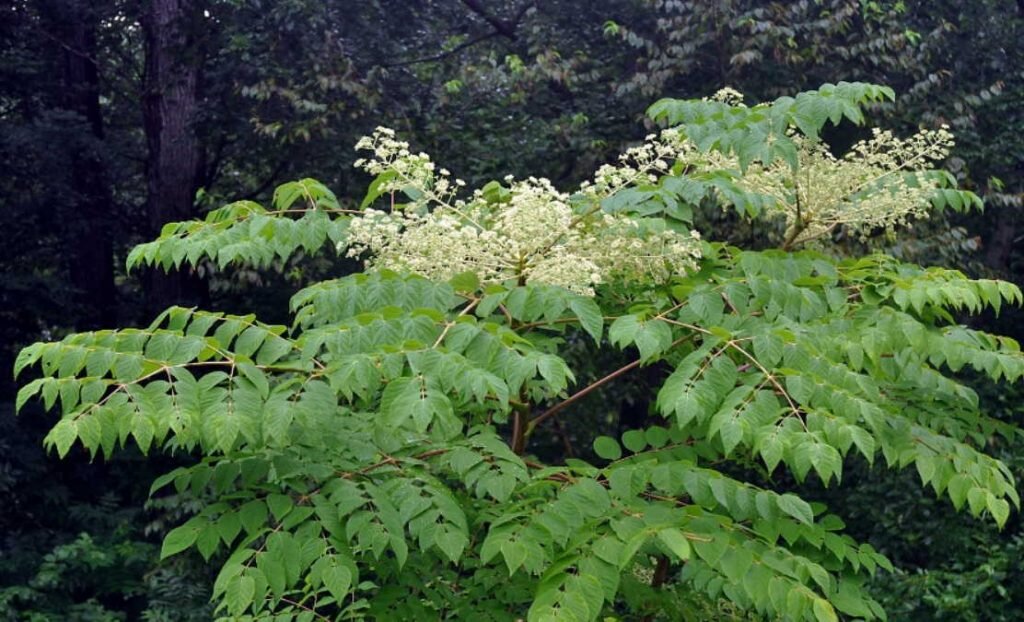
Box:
[641,557,672,622]
[511,401,529,455]
[651,556,670,587]
[781,181,809,251]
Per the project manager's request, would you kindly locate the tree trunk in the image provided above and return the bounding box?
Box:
[142,0,206,314]
[52,0,117,329]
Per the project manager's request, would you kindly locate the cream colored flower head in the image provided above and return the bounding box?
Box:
[344,128,703,295]
[736,126,955,246]
[670,119,957,247]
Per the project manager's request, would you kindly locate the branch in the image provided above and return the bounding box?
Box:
[661,318,807,429]
[340,448,449,480]
[279,597,331,621]
[384,0,534,69]
[459,0,531,39]
[35,25,95,62]
[514,315,618,332]
[529,358,642,432]
[528,336,689,432]
[383,31,501,68]
[238,159,290,200]
[433,297,480,348]
[781,188,806,251]
[524,459,575,483]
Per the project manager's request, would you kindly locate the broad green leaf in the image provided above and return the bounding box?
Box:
[813,598,839,622]
[621,429,647,453]
[225,574,255,615]
[656,528,691,561]
[449,271,480,292]
[501,539,528,575]
[594,436,622,461]
[161,521,201,559]
[323,561,353,602]
[569,296,604,343]
[46,418,78,458]
[777,493,814,525]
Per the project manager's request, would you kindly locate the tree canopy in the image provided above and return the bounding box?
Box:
[15,83,1024,621]
[3,1,1024,621]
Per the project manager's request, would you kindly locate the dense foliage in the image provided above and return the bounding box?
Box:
[15,84,1023,621]
[4,1,1024,620]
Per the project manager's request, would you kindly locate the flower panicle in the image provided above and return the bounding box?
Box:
[344,127,704,295]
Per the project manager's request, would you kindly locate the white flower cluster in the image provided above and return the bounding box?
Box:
[345,129,703,296]
[581,128,695,200]
[777,127,948,245]
[710,86,745,105]
[688,125,955,247]
[354,127,463,205]
[848,125,954,170]
[577,215,704,286]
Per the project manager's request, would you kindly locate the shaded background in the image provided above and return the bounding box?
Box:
[1,1,1023,619]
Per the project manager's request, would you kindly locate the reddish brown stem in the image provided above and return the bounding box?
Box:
[651,556,670,588]
[511,406,528,455]
[641,556,672,622]
[529,334,690,432]
[529,357,643,431]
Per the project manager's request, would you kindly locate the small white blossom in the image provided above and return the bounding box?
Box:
[710,87,745,105]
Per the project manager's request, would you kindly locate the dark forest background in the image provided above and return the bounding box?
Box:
[1,1,1023,619]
